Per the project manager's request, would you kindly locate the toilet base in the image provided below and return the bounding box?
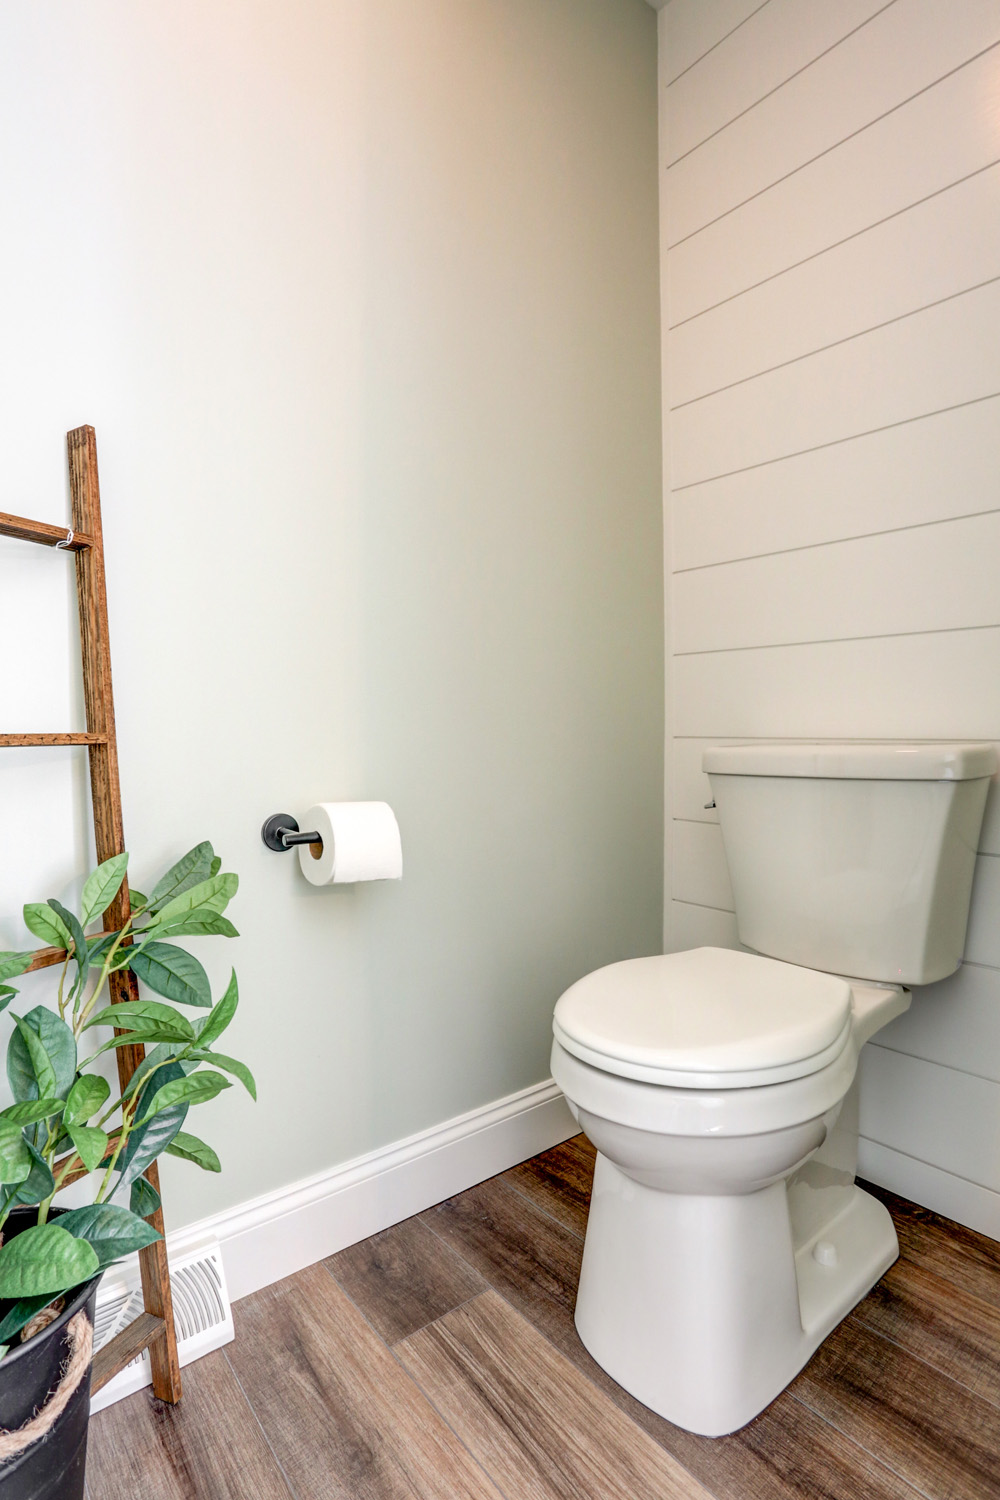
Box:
[574,1154,898,1437]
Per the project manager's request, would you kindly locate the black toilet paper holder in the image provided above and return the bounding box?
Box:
[261,814,323,852]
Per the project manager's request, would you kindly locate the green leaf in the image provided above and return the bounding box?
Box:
[47,899,87,961]
[114,1063,189,1193]
[10,1016,56,1101]
[48,901,90,1000]
[116,1105,187,1193]
[0,988,16,1012]
[209,856,222,877]
[63,1074,111,1128]
[152,911,239,940]
[89,1026,193,1059]
[150,873,237,930]
[0,1225,99,1298]
[83,1000,195,1040]
[2,1143,55,1210]
[0,1296,56,1345]
[0,1100,65,1126]
[86,933,116,966]
[22,903,72,951]
[127,889,148,911]
[139,1070,231,1123]
[120,1043,195,1100]
[67,1124,109,1173]
[195,971,238,1050]
[0,1121,31,1186]
[56,1204,160,1269]
[7,1008,77,1103]
[188,1049,256,1100]
[148,843,216,911]
[165,1131,221,1172]
[130,1176,161,1217]
[0,953,33,983]
[126,942,211,1008]
[80,853,129,927]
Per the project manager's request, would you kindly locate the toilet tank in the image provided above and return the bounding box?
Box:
[704,743,996,986]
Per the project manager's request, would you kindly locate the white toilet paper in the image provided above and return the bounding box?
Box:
[297,802,403,886]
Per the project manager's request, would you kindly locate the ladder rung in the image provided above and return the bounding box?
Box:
[27,933,115,972]
[0,733,108,747]
[91,1313,166,1394]
[0,511,94,550]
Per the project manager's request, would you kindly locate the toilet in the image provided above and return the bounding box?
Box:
[551,742,997,1437]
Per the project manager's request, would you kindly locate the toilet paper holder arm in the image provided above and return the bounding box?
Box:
[261,813,322,853]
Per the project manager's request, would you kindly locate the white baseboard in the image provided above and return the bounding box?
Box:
[859,1136,1000,1242]
[167,1079,577,1303]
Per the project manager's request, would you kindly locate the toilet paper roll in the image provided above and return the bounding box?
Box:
[297,802,403,886]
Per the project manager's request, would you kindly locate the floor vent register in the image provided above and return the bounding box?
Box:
[90,1240,234,1413]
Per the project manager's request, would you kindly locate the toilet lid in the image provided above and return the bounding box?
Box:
[552,948,853,1089]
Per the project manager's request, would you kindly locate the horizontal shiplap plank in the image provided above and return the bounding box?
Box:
[668,48,1000,324]
[662,0,770,86]
[672,737,1000,855]
[665,0,890,165]
[674,627,1000,740]
[672,819,733,910]
[858,1137,1000,1243]
[672,279,1000,487]
[672,398,1000,571]
[673,512,1000,654]
[879,962,1000,1085]
[666,898,742,953]
[966,855,1000,969]
[860,1046,1000,1195]
[669,163,1000,406]
[666,0,1000,246]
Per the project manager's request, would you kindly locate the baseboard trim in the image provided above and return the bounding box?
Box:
[168,1079,577,1302]
[859,1136,1000,1242]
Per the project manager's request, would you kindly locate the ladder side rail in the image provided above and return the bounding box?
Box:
[67,426,182,1404]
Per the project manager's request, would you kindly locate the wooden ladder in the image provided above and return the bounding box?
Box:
[0,426,182,1402]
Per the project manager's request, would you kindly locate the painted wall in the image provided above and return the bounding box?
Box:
[659,0,1000,1236]
[0,0,663,1227]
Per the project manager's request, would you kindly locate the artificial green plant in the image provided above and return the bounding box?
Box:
[0,841,254,1351]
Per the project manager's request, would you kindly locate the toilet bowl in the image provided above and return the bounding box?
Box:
[551,948,908,1436]
[551,741,996,1437]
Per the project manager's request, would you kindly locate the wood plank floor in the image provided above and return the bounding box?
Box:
[86,1136,1000,1499]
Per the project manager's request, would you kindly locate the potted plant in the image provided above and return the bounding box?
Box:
[0,840,254,1498]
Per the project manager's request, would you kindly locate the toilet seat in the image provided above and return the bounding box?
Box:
[553,947,854,1089]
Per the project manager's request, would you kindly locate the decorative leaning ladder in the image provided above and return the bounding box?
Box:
[0,426,182,1403]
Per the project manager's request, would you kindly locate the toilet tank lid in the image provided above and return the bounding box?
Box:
[703,742,997,781]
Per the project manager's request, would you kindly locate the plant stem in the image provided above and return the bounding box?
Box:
[95,1101,134,1203]
[56,955,71,1021]
[74,917,137,1035]
[96,1055,178,1130]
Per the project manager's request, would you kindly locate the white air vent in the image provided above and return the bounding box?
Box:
[90,1240,234,1413]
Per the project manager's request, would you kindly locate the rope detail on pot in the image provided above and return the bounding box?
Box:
[0,1312,93,1463]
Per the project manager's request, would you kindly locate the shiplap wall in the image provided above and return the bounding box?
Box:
[659,0,1000,1237]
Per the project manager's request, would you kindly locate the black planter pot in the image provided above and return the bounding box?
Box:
[0,1210,101,1500]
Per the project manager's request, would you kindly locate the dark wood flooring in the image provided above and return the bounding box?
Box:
[86,1135,1000,1499]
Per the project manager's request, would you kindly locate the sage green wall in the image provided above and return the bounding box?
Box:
[0,0,662,1225]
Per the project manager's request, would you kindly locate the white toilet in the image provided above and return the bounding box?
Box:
[551,742,996,1437]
